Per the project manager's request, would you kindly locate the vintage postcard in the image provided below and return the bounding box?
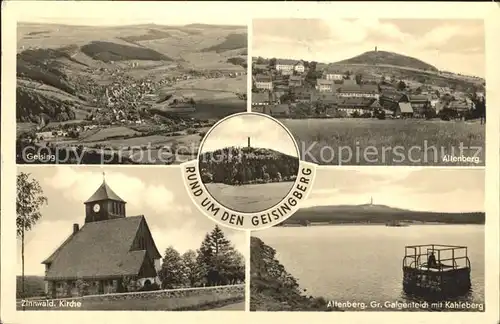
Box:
[1,2,499,324]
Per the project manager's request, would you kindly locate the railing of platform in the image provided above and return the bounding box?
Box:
[402,244,470,271]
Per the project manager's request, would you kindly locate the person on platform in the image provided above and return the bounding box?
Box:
[427,252,437,268]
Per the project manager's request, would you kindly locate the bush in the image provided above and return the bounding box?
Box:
[201,171,214,183]
[75,279,90,296]
[139,282,161,292]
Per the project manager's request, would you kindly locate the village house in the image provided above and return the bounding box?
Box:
[316,79,336,92]
[379,91,408,111]
[430,99,440,109]
[448,100,471,114]
[314,93,339,117]
[35,131,55,141]
[273,90,286,104]
[434,101,446,113]
[252,92,272,113]
[369,100,383,111]
[275,59,304,74]
[288,75,303,88]
[294,61,305,73]
[337,84,379,99]
[408,95,431,117]
[395,102,414,118]
[42,179,162,298]
[254,75,273,90]
[268,104,290,117]
[343,79,357,86]
[360,74,380,84]
[337,98,376,116]
[275,85,289,92]
[292,87,316,103]
[323,69,344,81]
[253,64,269,72]
[311,92,337,105]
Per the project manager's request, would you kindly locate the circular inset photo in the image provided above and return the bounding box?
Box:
[198,112,300,213]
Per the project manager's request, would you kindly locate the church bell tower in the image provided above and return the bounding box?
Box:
[84,173,126,223]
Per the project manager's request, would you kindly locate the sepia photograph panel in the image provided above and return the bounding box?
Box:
[16,17,248,165]
[16,166,246,311]
[251,19,485,166]
[198,113,300,213]
[250,167,485,312]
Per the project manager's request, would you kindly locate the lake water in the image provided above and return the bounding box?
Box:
[253,225,485,311]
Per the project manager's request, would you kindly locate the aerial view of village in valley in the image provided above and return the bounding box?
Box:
[16,21,247,164]
[251,18,486,166]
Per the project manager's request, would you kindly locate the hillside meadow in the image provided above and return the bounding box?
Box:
[205,182,294,213]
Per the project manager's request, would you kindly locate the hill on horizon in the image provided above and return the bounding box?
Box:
[334,50,438,72]
[284,203,485,225]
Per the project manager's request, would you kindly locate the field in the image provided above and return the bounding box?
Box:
[205,182,294,213]
[167,76,246,98]
[43,127,206,164]
[281,119,485,166]
[16,276,45,298]
[82,126,141,142]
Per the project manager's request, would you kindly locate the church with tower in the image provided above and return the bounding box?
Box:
[42,175,162,298]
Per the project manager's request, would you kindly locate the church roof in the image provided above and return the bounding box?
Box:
[85,181,125,203]
[42,216,161,280]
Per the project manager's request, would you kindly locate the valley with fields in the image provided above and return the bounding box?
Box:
[16,22,248,165]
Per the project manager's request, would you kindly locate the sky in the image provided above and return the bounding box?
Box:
[200,114,299,157]
[252,18,485,78]
[16,166,246,276]
[14,2,247,26]
[302,167,484,213]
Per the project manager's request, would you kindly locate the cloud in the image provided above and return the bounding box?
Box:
[253,18,485,77]
[18,166,246,276]
[421,25,461,47]
[44,167,190,220]
[302,168,483,212]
